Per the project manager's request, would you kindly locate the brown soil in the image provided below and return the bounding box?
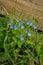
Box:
[0,0,43,30]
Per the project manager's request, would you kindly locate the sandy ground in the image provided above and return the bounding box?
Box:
[0,0,43,30]
[24,0,43,8]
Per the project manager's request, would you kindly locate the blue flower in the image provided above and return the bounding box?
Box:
[21,25,25,29]
[26,21,31,25]
[20,37,24,41]
[20,34,24,41]
[26,30,32,36]
[13,26,18,30]
[27,33,32,36]
[10,25,13,29]
[29,22,33,26]
[8,20,13,25]
[33,25,37,29]
[18,21,23,26]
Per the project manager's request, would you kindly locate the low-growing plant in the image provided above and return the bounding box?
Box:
[0,14,43,65]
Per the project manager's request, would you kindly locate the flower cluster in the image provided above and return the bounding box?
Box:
[9,25,18,30]
[8,19,38,41]
[26,20,37,29]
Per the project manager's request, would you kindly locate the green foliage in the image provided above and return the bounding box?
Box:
[0,14,43,65]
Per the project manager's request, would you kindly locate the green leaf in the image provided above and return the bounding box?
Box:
[26,40,35,47]
[36,45,41,55]
[40,48,43,65]
[18,41,22,48]
[0,27,4,32]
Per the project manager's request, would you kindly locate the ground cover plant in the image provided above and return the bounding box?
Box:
[0,14,43,65]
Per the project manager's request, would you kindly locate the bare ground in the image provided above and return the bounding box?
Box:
[0,0,43,30]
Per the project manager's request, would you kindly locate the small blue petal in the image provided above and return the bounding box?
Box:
[13,26,18,30]
[18,21,23,26]
[28,33,32,36]
[20,34,24,41]
[20,37,24,41]
[33,25,37,29]
[10,25,13,29]
[26,21,31,25]
[8,20,13,25]
[26,30,32,36]
[21,26,25,29]
[29,22,33,26]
